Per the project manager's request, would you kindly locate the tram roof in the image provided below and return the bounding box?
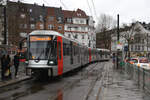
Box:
[29,30,83,46]
[29,30,64,37]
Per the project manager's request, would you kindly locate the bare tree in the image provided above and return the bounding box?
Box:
[120,23,141,58]
[96,14,116,32]
[96,14,116,49]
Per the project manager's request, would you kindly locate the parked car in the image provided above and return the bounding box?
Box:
[125,58,138,64]
[133,58,150,70]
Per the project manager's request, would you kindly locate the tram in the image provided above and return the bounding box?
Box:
[23,30,110,77]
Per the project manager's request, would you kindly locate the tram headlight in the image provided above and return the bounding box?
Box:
[49,61,54,64]
[47,60,57,65]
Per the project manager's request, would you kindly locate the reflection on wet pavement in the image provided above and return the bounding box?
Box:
[102,62,150,100]
[1,62,150,100]
[55,89,63,100]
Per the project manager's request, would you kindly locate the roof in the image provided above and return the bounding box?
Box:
[63,8,88,18]
[63,10,75,18]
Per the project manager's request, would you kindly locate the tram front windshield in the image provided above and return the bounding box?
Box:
[29,35,57,60]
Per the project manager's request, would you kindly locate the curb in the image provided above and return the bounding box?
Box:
[0,76,32,88]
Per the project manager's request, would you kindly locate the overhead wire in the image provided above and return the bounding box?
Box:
[86,0,93,16]
[43,0,51,6]
[90,0,98,20]
[59,0,68,9]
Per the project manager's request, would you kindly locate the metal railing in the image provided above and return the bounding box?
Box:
[124,62,150,93]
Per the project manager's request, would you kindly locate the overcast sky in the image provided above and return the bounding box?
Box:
[12,0,150,25]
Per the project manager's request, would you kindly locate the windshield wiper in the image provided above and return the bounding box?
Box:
[36,48,45,60]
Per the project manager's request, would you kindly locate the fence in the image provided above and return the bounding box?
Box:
[124,62,150,93]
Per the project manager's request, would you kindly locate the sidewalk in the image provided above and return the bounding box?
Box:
[0,62,31,88]
[101,62,150,100]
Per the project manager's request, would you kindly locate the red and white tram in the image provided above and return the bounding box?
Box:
[24,30,110,77]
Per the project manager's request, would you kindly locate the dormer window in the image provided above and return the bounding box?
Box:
[77,13,81,16]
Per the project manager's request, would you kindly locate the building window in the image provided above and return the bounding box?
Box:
[142,45,144,51]
[138,45,140,51]
[20,14,25,18]
[30,24,35,29]
[57,17,62,23]
[48,16,54,21]
[67,26,72,31]
[40,24,44,29]
[135,45,137,51]
[68,34,71,38]
[76,19,79,23]
[29,9,32,13]
[75,34,78,39]
[131,45,133,51]
[142,39,144,43]
[67,18,72,23]
[58,26,62,30]
[48,24,54,30]
[82,35,84,39]
[80,20,84,24]
[19,24,27,29]
[81,27,85,31]
[77,13,81,16]
[30,17,34,21]
[39,15,43,21]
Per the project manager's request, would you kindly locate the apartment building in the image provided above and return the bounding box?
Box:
[0,1,95,50]
[63,9,96,48]
[111,22,150,57]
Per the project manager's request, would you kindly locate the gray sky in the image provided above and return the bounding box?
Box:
[13,0,150,25]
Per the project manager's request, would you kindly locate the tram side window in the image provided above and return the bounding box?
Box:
[63,43,66,56]
[66,44,70,55]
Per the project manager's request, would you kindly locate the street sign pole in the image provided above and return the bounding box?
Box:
[117,14,120,69]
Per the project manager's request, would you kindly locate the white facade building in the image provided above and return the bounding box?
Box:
[63,9,96,48]
[111,22,150,57]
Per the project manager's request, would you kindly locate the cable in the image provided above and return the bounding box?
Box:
[91,0,98,19]
[59,0,68,9]
[43,0,51,6]
[86,0,93,16]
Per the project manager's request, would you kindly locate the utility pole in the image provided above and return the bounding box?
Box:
[147,33,148,57]
[3,5,7,44]
[116,14,119,69]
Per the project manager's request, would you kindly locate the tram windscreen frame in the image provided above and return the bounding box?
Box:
[29,35,57,60]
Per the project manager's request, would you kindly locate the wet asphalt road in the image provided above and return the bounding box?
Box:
[0,62,103,100]
[0,62,150,100]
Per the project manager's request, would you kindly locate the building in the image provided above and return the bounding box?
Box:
[0,1,95,51]
[6,1,64,47]
[96,29,115,50]
[63,9,96,48]
[0,5,4,45]
[111,22,150,57]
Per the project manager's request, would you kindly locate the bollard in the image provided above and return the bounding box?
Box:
[143,68,145,90]
[138,66,140,86]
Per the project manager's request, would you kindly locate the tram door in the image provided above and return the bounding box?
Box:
[57,36,63,75]
[70,41,73,64]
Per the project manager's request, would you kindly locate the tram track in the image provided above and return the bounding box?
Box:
[49,62,105,100]
[78,62,110,100]
[0,62,107,100]
[49,62,100,100]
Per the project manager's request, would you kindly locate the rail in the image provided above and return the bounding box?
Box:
[123,62,150,93]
